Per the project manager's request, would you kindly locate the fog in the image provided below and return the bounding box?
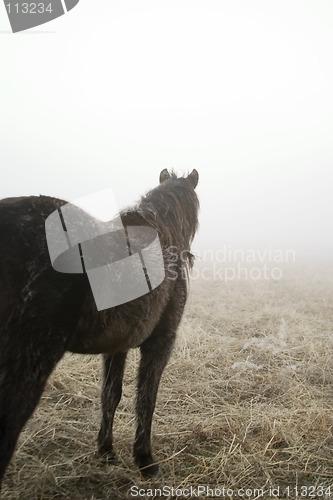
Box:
[1,0,332,261]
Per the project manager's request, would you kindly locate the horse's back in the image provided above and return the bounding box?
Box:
[0,195,65,281]
[0,195,69,327]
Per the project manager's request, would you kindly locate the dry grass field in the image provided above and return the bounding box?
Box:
[2,261,333,499]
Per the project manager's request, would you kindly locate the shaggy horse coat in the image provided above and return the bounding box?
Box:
[0,169,199,486]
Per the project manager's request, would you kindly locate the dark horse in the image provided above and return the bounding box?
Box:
[0,169,199,487]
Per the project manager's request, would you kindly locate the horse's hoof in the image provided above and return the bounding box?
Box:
[139,461,161,478]
[143,464,162,478]
[97,448,118,465]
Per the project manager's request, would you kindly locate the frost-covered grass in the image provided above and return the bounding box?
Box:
[2,262,333,499]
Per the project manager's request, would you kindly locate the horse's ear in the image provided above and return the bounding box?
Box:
[187,169,199,189]
[159,169,171,183]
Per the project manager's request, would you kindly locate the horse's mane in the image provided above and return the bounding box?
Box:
[118,172,199,285]
[123,171,199,253]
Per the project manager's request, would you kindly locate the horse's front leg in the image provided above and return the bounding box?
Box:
[133,326,176,477]
[97,352,127,462]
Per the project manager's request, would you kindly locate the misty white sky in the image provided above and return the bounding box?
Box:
[0,0,332,258]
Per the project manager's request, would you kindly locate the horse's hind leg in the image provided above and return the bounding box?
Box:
[97,352,127,461]
[0,325,67,487]
[133,325,176,477]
